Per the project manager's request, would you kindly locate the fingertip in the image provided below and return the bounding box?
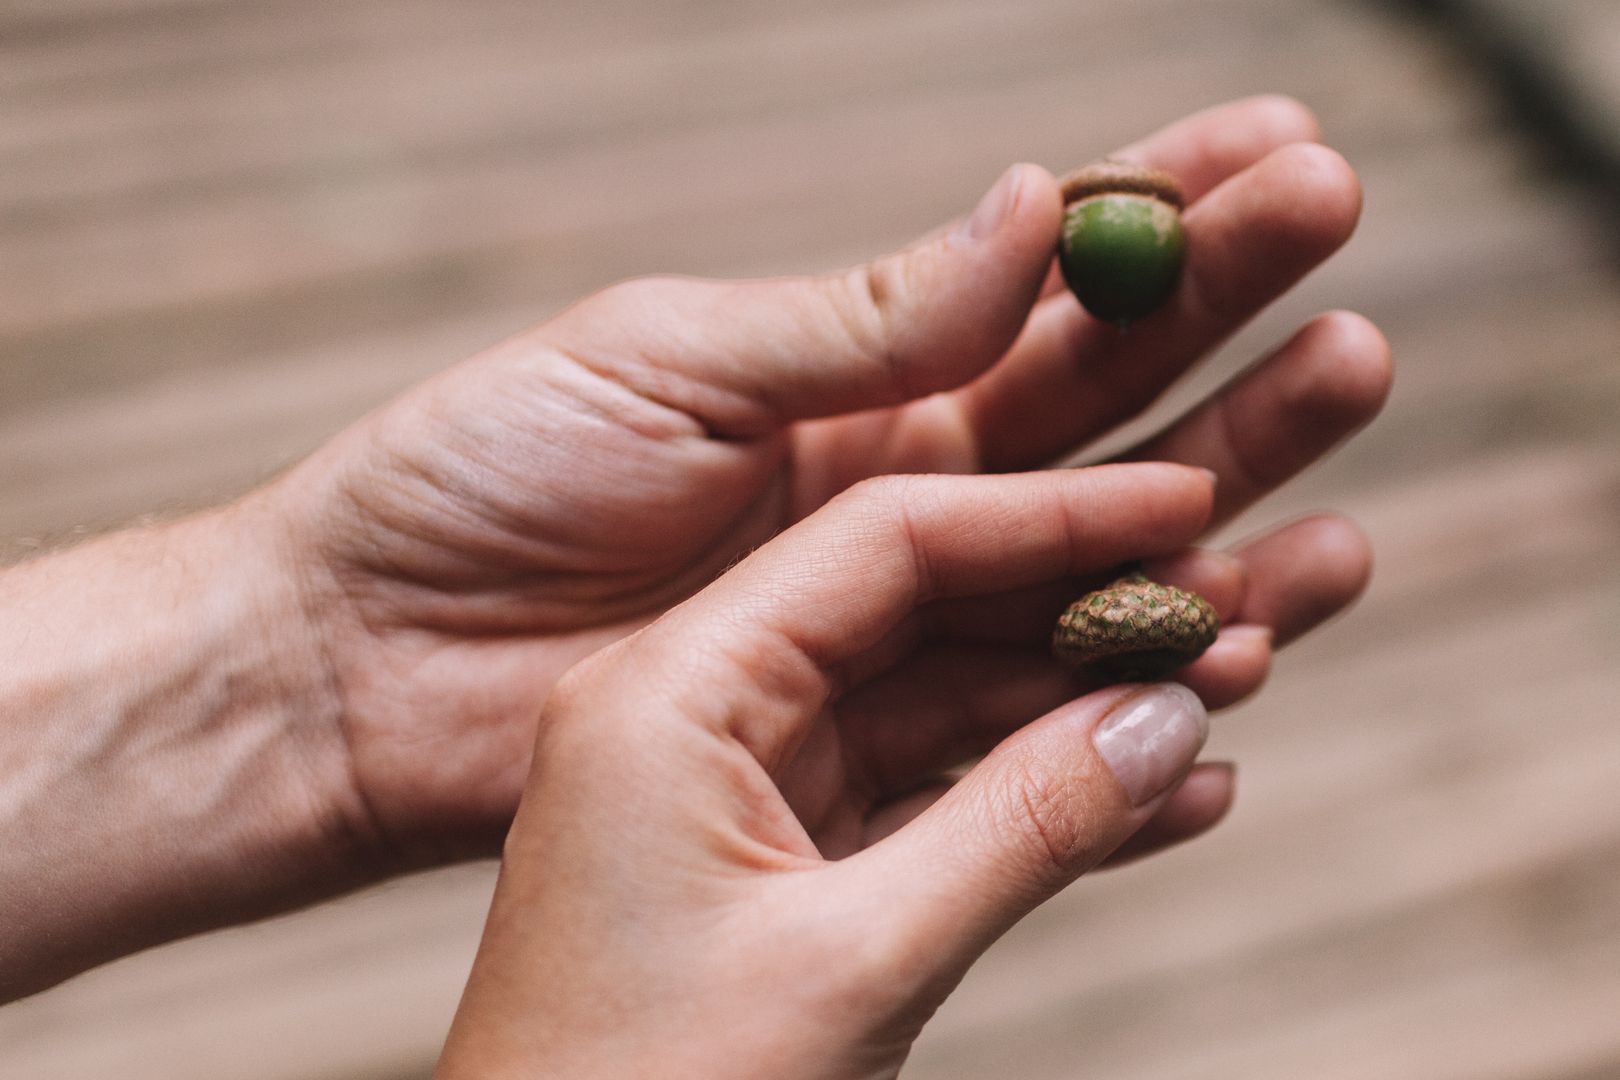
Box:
[1311,310,1395,416]
[1267,311,1394,439]
[1009,161,1065,229]
[1141,547,1247,620]
[1232,512,1374,644]
[856,162,1061,401]
[1178,623,1273,709]
[1080,461,1219,538]
[1004,163,1066,272]
[957,164,1020,243]
[1099,760,1236,867]
[1176,142,1363,328]
[1112,95,1325,205]
[1234,94,1324,149]
[1179,764,1237,816]
[955,162,1063,247]
[1155,460,1221,499]
[976,163,1065,291]
[1187,463,1221,525]
[1269,141,1364,247]
[1293,513,1375,604]
[1124,759,1237,840]
[1174,761,1238,824]
[1160,761,1239,840]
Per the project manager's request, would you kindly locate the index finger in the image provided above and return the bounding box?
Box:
[1036,94,1325,300]
[650,464,1215,768]
[1113,93,1324,204]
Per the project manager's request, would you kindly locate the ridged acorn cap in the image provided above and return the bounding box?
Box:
[1058,160,1185,209]
[1052,573,1219,681]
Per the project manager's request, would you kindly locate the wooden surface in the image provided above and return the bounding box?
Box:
[5,1,1620,1077]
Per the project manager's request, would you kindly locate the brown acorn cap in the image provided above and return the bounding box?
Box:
[1058,159,1185,210]
[1051,573,1219,680]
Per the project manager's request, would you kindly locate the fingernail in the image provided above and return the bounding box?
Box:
[1093,683,1209,807]
[1220,624,1274,649]
[956,165,1022,243]
[1196,467,1219,489]
[1141,547,1244,587]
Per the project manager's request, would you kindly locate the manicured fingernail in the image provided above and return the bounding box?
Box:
[1093,683,1208,807]
[957,165,1022,243]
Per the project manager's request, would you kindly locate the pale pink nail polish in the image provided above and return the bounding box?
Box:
[1092,683,1209,807]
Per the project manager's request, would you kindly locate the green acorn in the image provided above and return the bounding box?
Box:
[1057,160,1187,326]
[1052,572,1219,682]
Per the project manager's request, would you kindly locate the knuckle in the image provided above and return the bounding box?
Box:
[837,474,939,545]
[541,639,640,732]
[998,758,1092,885]
[540,658,601,730]
[836,256,917,399]
[598,274,670,305]
[536,636,679,767]
[824,474,938,596]
[840,473,924,517]
[575,275,686,323]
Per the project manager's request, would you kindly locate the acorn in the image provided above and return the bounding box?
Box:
[1052,572,1219,682]
[1057,160,1187,326]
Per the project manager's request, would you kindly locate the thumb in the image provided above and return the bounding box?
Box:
[854,683,1208,984]
[543,164,1063,435]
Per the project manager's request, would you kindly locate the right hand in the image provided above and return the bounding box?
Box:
[261,96,1385,868]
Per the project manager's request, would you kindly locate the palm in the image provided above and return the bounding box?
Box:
[307,369,963,852]
[332,373,954,628]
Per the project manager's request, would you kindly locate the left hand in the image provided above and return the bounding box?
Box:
[264,97,1387,864]
[435,465,1277,1079]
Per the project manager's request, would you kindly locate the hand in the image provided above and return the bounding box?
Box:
[436,466,1300,1079]
[0,96,1387,1000]
[269,96,1388,864]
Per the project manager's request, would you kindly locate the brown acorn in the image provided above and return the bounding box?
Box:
[1052,572,1219,681]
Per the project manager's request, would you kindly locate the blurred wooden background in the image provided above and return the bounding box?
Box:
[5,1,1620,1077]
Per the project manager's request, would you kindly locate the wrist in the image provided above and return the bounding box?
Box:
[204,492,398,879]
[0,501,384,999]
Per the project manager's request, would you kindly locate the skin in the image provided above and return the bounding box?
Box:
[0,94,1391,1043]
[439,467,1234,1080]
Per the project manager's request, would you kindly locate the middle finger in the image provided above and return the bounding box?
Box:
[964,142,1363,473]
[1115,310,1392,528]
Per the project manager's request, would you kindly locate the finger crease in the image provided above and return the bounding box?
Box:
[851,265,915,402]
[1214,390,1276,497]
